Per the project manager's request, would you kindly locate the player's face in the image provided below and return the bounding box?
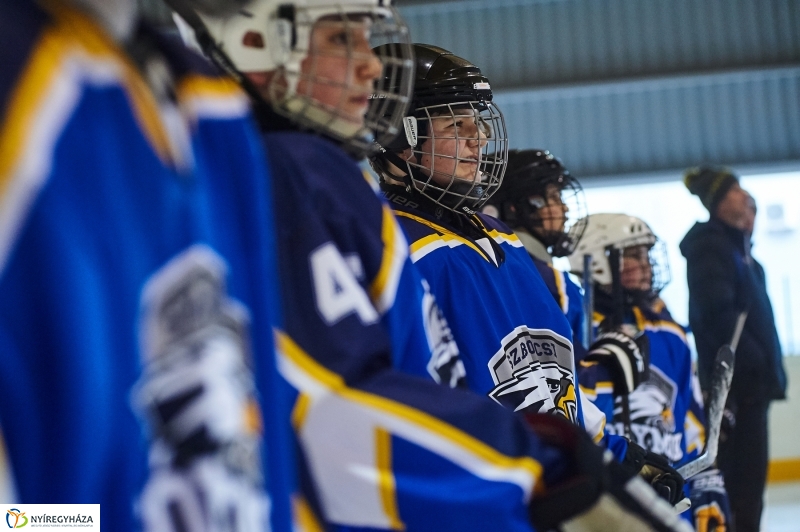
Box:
[621,245,652,291]
[716,183,751,231]
[417,111,489,186]
[531,184,568,233]
[297,15,383,126]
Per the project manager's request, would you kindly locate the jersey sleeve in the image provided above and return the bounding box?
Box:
[577,360,617,424]
[564,273,586,349]
[264,134,569,531]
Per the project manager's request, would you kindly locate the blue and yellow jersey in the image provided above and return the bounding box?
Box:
[523,252,630,458]
[264,132,583,531]
[579,302,706,467]
[0,1,293,529]
[530,256,586,352]
[387,199,601,441]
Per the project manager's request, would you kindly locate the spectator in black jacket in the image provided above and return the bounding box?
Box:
[680,166,788,532]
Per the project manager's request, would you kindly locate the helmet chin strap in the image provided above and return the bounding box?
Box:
[382,150,417,191]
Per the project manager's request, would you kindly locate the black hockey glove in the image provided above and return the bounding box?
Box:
[620,440,685,506]
[585,331,650,395]
[525,413,692,532]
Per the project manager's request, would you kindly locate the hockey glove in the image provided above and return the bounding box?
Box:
[688,469,731,532]
[621,440,686,506]
[586,331,650,395]
[525,413,692,532]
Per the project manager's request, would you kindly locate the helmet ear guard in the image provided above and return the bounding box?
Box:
[175,0,415,158]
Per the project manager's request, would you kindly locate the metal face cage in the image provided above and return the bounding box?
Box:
[616,236,671,295]
[549,175,588,257]
[646,239,671,294]
[403,100,508,214]
[270,4,413,157]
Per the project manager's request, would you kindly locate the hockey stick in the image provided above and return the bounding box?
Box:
[582,253,594,348]
[676,311,747,479]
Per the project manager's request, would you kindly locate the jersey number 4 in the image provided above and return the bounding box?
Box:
[310,243,379,326]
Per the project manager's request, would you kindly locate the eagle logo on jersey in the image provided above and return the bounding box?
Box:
[611,366,683,462]
[133,245,270,530]
[421,280,466,388]
[487,327,577,422]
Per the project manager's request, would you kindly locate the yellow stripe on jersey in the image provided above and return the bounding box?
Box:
[685,409,706,454]
[275,329,546,502]
[631,307,689,344]
[579,380,614,399]
[471,216,525,248]
[294,496,325,532]
[369,206,407,314]
[395,211,489,261]
[482,228,524,248]
[292,393,312,430]
[553,269,568,314]
[176,74,249,121]
[375,428,404,530]
[177,74,242,100]
[0,1,172,190]
[594,417,607,443]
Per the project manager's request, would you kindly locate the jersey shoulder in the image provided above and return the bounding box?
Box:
[390,206,445,242]
[263,132,377,208]
[475,213,525,248]
[635,304,689,345]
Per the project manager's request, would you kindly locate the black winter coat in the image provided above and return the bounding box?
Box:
[680,218,787,404]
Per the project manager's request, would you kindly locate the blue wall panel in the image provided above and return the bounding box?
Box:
[400,0,800,88]
[495,66,800,176]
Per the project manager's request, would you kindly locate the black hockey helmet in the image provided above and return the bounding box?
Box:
[370,44,508,215]
[487,149,587,257]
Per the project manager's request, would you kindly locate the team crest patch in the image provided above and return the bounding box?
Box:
[611,365,683,462]
[133,245,271,530]
[487,327,577,421]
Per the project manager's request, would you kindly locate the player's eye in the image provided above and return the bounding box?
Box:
[478,118,492,138]
[328,31,349,46]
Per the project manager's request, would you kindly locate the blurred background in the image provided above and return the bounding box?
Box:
[141,0,800,351]
[139,0,800,526]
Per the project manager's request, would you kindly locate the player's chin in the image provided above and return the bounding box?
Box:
[456,165,481,182]
[341,103,369,123]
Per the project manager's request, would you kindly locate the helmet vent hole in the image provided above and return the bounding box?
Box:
[242,31,265,49]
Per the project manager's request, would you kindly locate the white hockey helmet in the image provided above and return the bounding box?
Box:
[568,213,670,293]
[175,0,413,156]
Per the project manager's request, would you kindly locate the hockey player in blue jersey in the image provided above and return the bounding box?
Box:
[178,4,693,531]
[569,213,732,530]
[369,43,697,507]
[0,0,297,530]
[482,149,589,353]
[370,44,598,428]
[464,147,687,504]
